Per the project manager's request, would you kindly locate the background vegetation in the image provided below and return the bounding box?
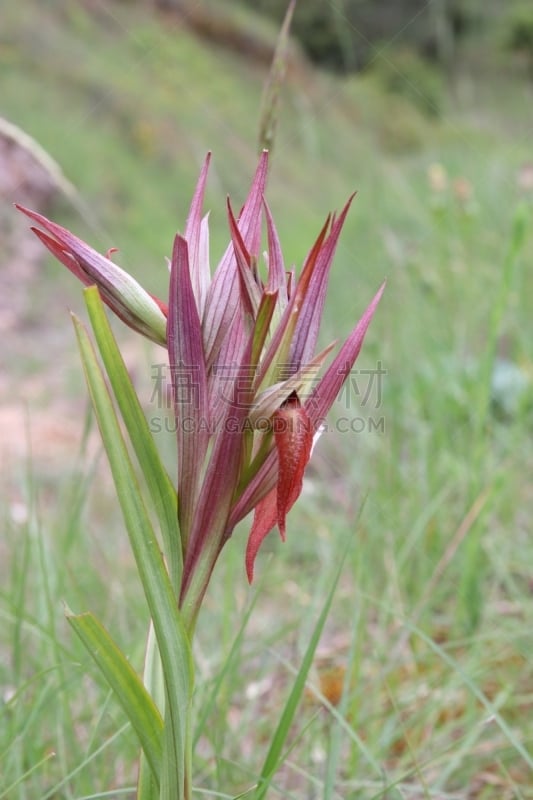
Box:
[1,0,533,797]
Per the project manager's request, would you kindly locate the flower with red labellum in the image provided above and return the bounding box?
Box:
[271,393,314,541]
[245,393,314,583]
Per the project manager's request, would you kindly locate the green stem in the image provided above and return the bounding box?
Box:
[179,538,227,636]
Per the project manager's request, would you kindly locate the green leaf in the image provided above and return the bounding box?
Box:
[65,610,163,785]
[72,313,193,800]
[253,548,348,800]
[137,623,164,800]
[83,286,182,590]
[251,290,277,368]
[0,752,56,799]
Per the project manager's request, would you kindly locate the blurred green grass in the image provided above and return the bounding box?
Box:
[2,1,533,797]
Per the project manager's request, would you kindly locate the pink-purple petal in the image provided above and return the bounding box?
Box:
[184,153,211,315]
[227,198,262,318]
[180,335,255,597]
[203,151,269,367]
[263,199,287,305]
[168,234,210,545]
[250,341,336,424]
[289,195,355,367]
[254,213,332,389]
[17,205,167,345]
[306,282,385,426]
[207,310,248,427]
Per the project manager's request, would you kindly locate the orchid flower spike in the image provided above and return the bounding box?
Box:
[18,152,384,623]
